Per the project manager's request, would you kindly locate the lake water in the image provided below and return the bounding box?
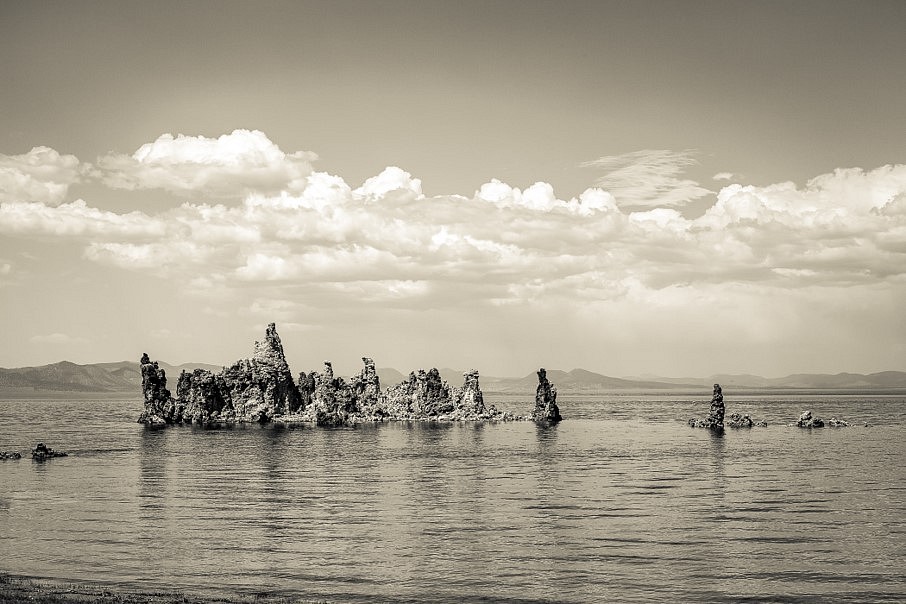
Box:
[1,393,905,603]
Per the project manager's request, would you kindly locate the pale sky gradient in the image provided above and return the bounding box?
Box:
[1,0,905,378]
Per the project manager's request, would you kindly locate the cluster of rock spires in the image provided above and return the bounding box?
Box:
[139,323,562,428]
[686,385,856,431]
[688,383,767,430]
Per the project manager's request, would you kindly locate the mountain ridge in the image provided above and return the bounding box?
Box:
[3,361,905,396]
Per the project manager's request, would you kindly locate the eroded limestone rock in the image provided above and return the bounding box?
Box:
[532,368,562,423]
[140,325,549,426]
[137,353,177,426]
[139,324,302,426]
[796,410,824,428]
[688,384,725,431]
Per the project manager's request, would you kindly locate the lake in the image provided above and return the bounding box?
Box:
[1,393,905,603]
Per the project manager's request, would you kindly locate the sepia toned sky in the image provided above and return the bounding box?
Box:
[1,0,905,378]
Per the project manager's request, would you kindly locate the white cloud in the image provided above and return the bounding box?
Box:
[582,149,712,207]
[5,134,906,324]
[353,166,423,202]
[0,199,165,238]
[0,146,83,206]
[97,129,317,198]
[475,178,617,216]
[712,172,735,181]
[30,333,87,344]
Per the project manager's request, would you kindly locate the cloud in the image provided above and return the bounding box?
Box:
[712,172,736,181]
[582,149,712,207]
[6,133,906,325]
[97,129,317,198]
[0,199,165,239]
[0,146,83,206]
[30,333,87,344]
[353,166,423,203]
[475,179,617,216]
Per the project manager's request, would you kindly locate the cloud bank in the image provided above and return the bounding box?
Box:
[2,130,905,373]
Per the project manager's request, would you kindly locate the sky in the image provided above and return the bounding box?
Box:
[1,0,905,378]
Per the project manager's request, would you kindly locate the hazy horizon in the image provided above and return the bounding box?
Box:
[2,1,905,377]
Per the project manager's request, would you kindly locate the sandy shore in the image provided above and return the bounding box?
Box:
[0,574,328,604]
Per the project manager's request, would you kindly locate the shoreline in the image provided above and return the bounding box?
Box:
[0,574,328,604]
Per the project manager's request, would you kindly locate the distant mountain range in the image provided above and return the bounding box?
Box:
[3,360,905,398]
[0,360,221,396]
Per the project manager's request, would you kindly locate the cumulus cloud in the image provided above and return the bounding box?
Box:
[97,129,317,198]
[475,179,617,216]
[0,199,165,239]
[6,134,906,322]
[0,146,83,206]
[582,149,712,207]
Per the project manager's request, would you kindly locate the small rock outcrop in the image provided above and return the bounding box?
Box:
[726,413,767,428]
[827,417,849,427]
[1,451,22,460]
[726,413,754,428]
[31,442,67,460]
[796,410,824,428]
[532,368,562,423]
[689,383,725,431]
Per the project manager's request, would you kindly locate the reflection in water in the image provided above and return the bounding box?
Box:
[138,428,168,511]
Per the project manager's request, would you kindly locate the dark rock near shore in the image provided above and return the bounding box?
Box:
[31,442,67,460]
[796,410,824,428]
[532,368,562,423]
[1,451,22,460]
[688,384,725,431]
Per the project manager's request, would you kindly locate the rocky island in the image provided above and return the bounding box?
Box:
[139,323,562,427]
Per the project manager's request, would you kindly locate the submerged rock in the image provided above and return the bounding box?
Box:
[1,451,22,460]
[31,442,67,460]
[688,384,725,431]
[796,410,824,428]
[532,368,562,423]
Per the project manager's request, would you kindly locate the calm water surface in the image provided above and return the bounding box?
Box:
[1,393,905,603]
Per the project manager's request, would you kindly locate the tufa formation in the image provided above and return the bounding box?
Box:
[138,323,560,427]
